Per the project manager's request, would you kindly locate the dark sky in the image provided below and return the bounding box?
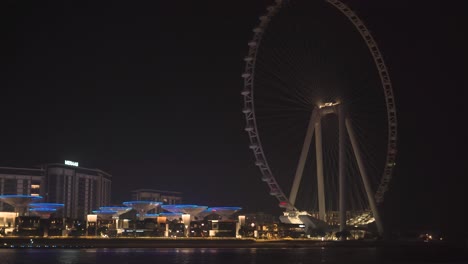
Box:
[3,0,467,237]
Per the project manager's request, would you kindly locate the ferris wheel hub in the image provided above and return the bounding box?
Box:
[317,101,340,116]
[318,101,340,109]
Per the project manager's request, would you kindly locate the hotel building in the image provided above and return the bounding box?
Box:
[0,161,111,220]
[44,163,111,220]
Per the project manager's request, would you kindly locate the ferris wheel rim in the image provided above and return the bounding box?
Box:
[241,0,397,211]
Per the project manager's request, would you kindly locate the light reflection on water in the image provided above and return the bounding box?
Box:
[0,247,459,264]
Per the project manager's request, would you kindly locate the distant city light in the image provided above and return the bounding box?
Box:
[64,160,79,167]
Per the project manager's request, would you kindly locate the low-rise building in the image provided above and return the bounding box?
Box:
[131,189,182,205]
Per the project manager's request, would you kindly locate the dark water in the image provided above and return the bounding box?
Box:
[0,247,465,264]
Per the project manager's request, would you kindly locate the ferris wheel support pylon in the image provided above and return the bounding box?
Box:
[288,108,327,222]
[346,118,384,235]
[289,109,317,208]
[315,111,327,222]
[338,104,347,235]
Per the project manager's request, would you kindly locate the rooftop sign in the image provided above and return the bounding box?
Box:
[65,160,79,167]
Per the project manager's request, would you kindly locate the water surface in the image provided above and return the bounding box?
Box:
[0,247,464,264]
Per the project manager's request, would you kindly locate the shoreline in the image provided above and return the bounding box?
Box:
[1,237,466,250]
[2,238,466,263]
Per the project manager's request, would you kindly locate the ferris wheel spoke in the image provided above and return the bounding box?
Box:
[256,76,314,108]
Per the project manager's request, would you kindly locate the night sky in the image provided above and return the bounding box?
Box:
[3,0,467,238]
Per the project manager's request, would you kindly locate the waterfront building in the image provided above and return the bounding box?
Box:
[44,163,111,220]
[0,167,44,211]
[0,161,111,221]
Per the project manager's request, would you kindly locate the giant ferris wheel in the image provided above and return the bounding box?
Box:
[241,0,397,236]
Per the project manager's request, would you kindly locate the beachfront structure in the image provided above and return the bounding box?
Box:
[122,201,161,220]
[199,207,242,220]
[161,205,208,218]
[29,203,65,219]
[0,194,43,216]
[161,205,209,236]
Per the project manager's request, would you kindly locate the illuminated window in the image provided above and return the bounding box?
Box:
[31,184,40,189]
